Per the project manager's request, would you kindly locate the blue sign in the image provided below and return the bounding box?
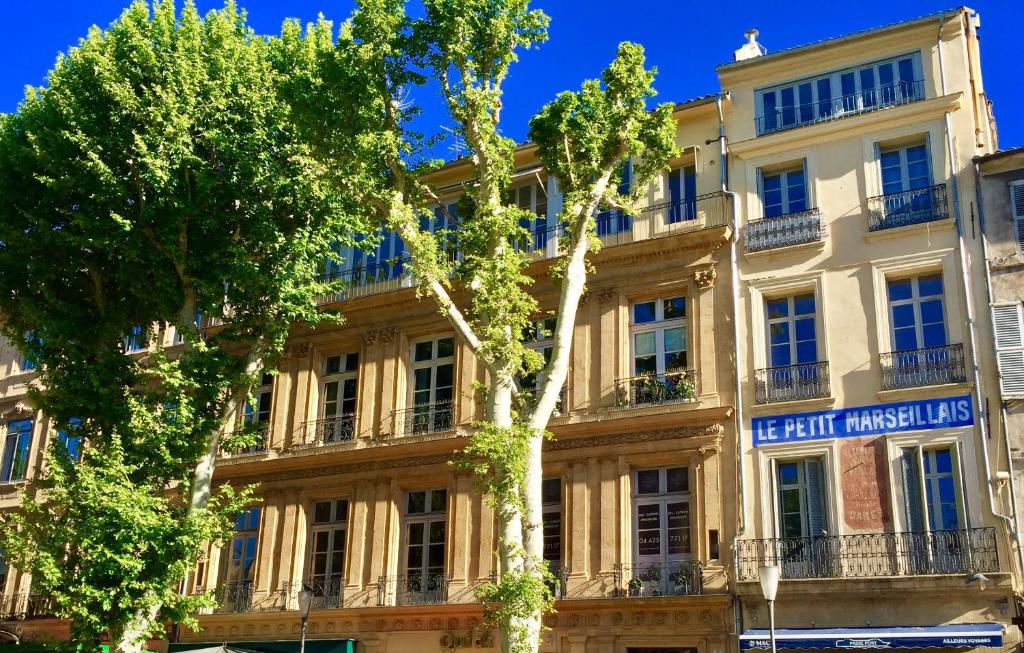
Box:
[752,395,973,446]
[739,625,1003,650]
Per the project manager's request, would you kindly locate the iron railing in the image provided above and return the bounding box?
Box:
[216,581,256,613]
[521,385,568,418]
[317,257,414,304]
[283,578,345,610]
[745,208,824,253]
[594,192,731,249]
[0,593,57,620]
[736,528,999,581]
[377,573,451,606]
[867,184,949,231]
[880,343,967,390]
[219,425,270,456]
[754,362,830,404]
[615,371,698,408]
[613,561,703,597]
[298,415,357,447]
[756,79,925,136]
[392,401,454,436]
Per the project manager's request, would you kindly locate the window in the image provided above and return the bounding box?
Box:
[992,303,1024,398]
[1,419,33,483]
[321,353,358,443]
[521,318,564,415]
[223,507,261,587]
[17,332,39,372]
[0,548,7,590]
[597,160,632,236]
[631,468,693,594]
[631,297,687,377]
[887,274,946,352]
[512,182,549,250]
[308,499,348,606]
[542,478,562,568]
[774,458,831,578]
[900,446,965,573]
[244,373,274,426]
[409,337,455,434]
[1011,180,1024,251]
[760,164,807,218]
[756,53,922,134]
[55,418,83,463]
[122,326,146,353]
[403,489,447,604]
[766,294,817,368]
[881,142,931,196]
[18,355,35,373]
[345,227,407,286]
[173,313,203,345]
[667,165,697,223]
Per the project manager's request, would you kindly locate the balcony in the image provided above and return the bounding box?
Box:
[756,79,925,136]
[219,425,270,457]
[736,528,999,581]
[867,184,948,231]
[745,208,824,253]
[316,257,413,304]
[614,371,698,408]
[754,362,831,404]
[553,561,705,600]
[296,415,356,448]
[284,578,345,610]
[0,593,57,620]
[392,401,454,437]
[880,344,967,390]
[595,192,731,249]
[377,573,450,606]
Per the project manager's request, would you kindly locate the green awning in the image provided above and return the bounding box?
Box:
[169,640,355,653]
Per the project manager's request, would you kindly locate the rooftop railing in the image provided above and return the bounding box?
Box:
[736,528,999,581]
[745,208,824,253]
[754,362,831,404]
[880,343,966,390]
[867,184,949,231]
[756,79,925,136]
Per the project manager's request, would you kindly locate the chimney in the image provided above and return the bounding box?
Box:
[734,28,766,62]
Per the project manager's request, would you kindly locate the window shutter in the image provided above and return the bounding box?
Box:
[804,459,826,536]
[993,302,1024,398]
[1011,181,1024,251]
[900,448,926,532]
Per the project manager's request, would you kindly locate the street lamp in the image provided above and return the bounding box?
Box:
[758,565,781,653]
[298,584,314,653]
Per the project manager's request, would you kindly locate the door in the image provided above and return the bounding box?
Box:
[775,459,833,578]
[632,467,695,596]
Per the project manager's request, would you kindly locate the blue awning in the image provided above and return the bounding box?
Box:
[739,624,1004,650]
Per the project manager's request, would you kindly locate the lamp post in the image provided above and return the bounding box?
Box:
[758,565,781,653]
[298,584,314,653]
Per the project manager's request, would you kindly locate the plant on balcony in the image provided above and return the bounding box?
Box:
[0,3,372,652]
[291,2,678,651]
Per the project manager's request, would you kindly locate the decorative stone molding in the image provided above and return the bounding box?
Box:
[362,330,379,347]
[378,327,398,344]
[282,342,311,359]
[597,288,618,304]
[694,267,717,289]
[1,401,34,420]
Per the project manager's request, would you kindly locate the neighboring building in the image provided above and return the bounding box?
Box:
[975,145,1024,570]
[725,6,1018,652]
[0,6,1019,653]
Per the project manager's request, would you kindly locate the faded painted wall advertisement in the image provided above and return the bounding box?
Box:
[840,437,890,530]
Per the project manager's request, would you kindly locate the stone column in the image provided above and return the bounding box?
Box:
[694,266,718,400]
[597,288,620,408]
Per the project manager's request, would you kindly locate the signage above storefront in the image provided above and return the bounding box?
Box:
[752,395,973,447]
[739,624,1003,650]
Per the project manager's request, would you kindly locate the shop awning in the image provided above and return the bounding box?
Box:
[739,624,1004,650]
[169,640,355,653]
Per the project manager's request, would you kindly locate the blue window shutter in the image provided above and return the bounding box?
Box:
[901,448,926,532]
[668,170,682,223]
[684,165,697,220]
[804,459,825,536]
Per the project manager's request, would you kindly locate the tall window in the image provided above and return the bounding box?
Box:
[404,489,447,604]
[631,467,692,594]
[55,418,83,463]
[888,274,946,352]
[1,419,33,483]
[881,142,931,196]
[223,507,261,586]
[346,228,407,284]
[901,446,964,573]
[244,373,274,426]
[122,326,146,353]
[321,354,358,443]
[308,499,348,605]
[542,478,562,570]
[410,337,455,434]
[597,160,632,236]
[756,53,921,134]
[632,297,687,377]
[774,458,829,578]
[767,294,817,368]
[667,165,697,223]
[760,165,807,218]
[0,548,7,590]
[521,318,564,415]
[512,182,548,250]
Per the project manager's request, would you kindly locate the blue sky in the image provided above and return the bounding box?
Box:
[1,1,1021,152]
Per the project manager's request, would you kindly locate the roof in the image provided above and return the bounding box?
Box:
[975,145,1024,164]
[672,93,720,113]
[716,7,966,72]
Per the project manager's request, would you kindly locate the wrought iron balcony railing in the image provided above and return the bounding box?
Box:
[754,362,831,404]
[0,593,57,620]
[282,578,345,610]
[595,192,731,249]
[219,425,271,457]
[867,183,949,231]
[215,581,256,613]
[317,257,414,304]
[756,79,925,136]
[297,415,357,447]
[736,528,999,581]
[613,561,703,597]
[615,370,698,408]
[377,573,451,606]
[392,401,454,436]
[880,343,967,390]
[745,208,824,253]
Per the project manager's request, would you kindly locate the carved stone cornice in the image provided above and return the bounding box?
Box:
[378,327,397,344]
[362,330,379,347]
[694,266,717,290]
[597,288,618,304]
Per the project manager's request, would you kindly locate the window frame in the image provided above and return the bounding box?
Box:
[764,292,819,368]
[306,498,349,591]
[885,431,974,534]
[758,161,808,218]
[222,507,262,585]
[408,336,456,409]
[243,372,275,426]
[630,466,693,565]
[748,273,829,380]
[321,353,359,420]
[629,296,689,378]
[878,139,933,196]
[885,272,948,352]
[756,441,840,539]
[1,418,34,483]
[402,489,448,581]
[773,457,827,539]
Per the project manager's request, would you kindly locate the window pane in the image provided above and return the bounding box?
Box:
[922,323,947,348]
[769,322,790,346]
[634,355,657,375]
[314,501,332,523]
[435,363,453,389]
[793,293,815,316]
[796,340,818,364]
[918,274,943,297]
[408,491,426,514]
[414,368,431,394]
[894,327,919,351]
[666,467,688,493]
[437,338,455,358]
[767,297,789,319]
[430,489,447,513]
[663,351,687,372]
[778,462,799,485]
[891,304,916,329]
[429,520,445,544]
[542,478,561,505]
[663,297,686,320]
[335,500,349,522]
[325,355,341,375]
[663,327,685,353]
[344,353,359,372]
[817,78,832,117]
[920,299,944,325]
[636,504,662,556]
[637,470,660,495]
[771,344,792,367]
[798,82,813,123]
[633,302,656,324]
[414,341,433,362]
[634,331,656,357]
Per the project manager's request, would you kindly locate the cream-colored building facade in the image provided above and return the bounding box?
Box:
[0,6,1020,653]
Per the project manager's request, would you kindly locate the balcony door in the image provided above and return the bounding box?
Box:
[760,165,807,218]
[321,353,358,443]
[221,507,261,611]
[596,160,632,236]
[879,142,933,221]
[308,499,347,607]
[403,489,447,604]
[774,458,832,578]
[667,165,696,223]
[901,446,965,574]
[764,293,820,402]
[631,467,694,596]
[409,338,455,434]
[887,274,952,387]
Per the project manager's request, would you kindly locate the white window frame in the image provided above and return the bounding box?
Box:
[758,161,808,218]
[764,292,819,368]
[222,507,261,585]
[878,139,933,195]
[402,488,448,581]
[1,418,34,484]
[244,372,274,426]
[408,337,455,408]
[629,296,689,378]
[756,441,841,538]
[630,466,692,565]
[307,499,349,594]
[773,457,827,538]
[322,353,359,419]
[748,273,829,381]
[885,431,976,533]
[885,272,948,352]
